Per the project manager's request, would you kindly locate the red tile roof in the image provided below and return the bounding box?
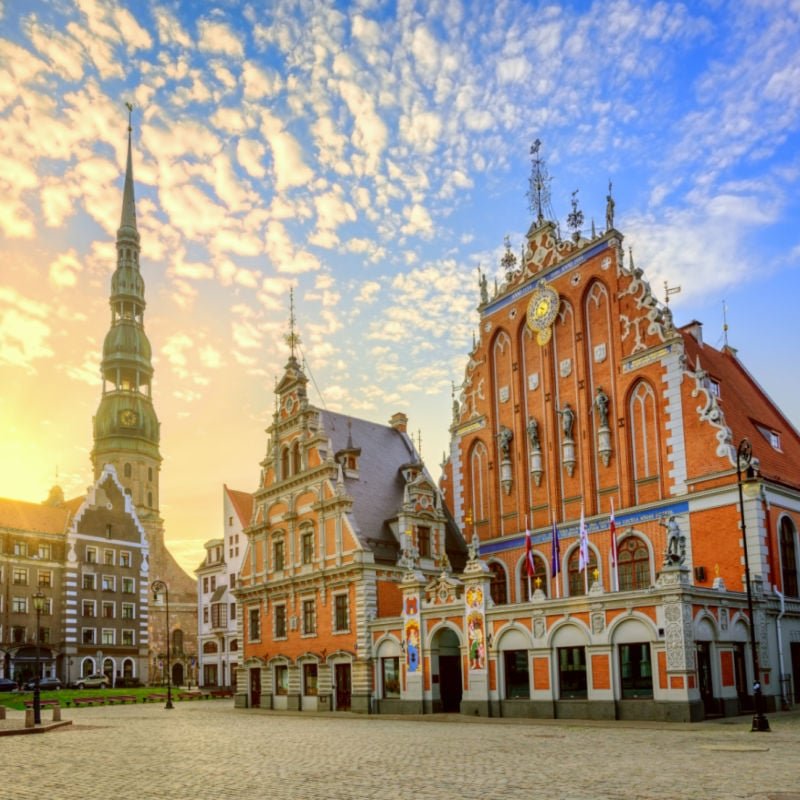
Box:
[225,485,254,528]
[0,497,71,534]
[680,327,800,490]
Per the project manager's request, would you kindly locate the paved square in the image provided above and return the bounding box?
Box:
[3,704,800,799]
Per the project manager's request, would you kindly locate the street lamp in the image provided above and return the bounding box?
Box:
[32,589,46,725]
[736,438,770,732]
[151,580,174,710]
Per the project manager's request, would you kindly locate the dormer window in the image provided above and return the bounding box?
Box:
[417,526,431,559]
[709,378,721,398]
[756,424,782,451]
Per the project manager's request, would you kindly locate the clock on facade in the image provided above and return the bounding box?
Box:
[119,409,138,427]
[526,284,560,345]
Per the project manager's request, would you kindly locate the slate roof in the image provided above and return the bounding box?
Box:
[319,410,465,566]
[680,325,800,490]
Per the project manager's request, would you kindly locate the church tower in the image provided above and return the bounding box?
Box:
[91,108,161,524]
[91,109,197,687]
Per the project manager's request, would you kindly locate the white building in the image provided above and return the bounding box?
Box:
[196,485,251,688]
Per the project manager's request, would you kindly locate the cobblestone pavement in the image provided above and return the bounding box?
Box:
[2,703,800,800]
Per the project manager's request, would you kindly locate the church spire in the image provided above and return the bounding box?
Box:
[119,102,138,238]
[92,106,160,518]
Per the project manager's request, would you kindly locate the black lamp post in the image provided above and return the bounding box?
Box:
[32,589,46,725]
[151,580,174,710]
[736,438,770,732]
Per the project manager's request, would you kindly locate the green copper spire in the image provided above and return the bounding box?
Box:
[92,107,161,515]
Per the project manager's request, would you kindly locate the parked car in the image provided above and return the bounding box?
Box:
[23,676,62,691]
[75,673,110,689]
[0,677,17,692]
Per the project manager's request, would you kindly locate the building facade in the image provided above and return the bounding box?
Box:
[196,486,252,688]
[1,115,197,688]
[236,336,465,711]
[412,185,800,721]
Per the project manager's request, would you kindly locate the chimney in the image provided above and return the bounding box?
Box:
[389,412,408,433]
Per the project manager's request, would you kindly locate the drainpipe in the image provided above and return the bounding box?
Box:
[773,587,790,710]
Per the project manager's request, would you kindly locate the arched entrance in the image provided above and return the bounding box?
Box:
[172,662,184,687]
[431,628,462,712]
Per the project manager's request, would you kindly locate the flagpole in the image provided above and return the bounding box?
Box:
[525,514,532,601]
[610,498,619,592]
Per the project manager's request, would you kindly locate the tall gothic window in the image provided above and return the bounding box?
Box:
[470,441,489,524]
[780,517,799,597]
[280,447,290,480]
[617,536,651,591]
[629,381,661,505]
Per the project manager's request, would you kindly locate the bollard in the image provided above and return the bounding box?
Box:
[25,709,35,728]
[52,707,62,722]
[0,706,5,720]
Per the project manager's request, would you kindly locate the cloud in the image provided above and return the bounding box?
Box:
[197,19,244,58]
[243,60,282,99]
[49,250,82,287]
[0,287,53,372]
[260,110,313,190]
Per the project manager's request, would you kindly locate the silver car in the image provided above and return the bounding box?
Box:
[75,673,110,689]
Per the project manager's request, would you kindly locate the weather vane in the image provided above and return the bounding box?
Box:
[566,189,584,239]
[285,287,301,358]
[664,280,682,305]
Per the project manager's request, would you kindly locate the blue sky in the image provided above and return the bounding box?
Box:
[1,0,798,571]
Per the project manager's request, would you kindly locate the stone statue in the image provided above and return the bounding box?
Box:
[660,515,685,566]
[526,417,540,450]
[479,270,488,305]
[498,425,513,458]
[606,180,615,230]
[594,387,609,428]
[557,403,575,440]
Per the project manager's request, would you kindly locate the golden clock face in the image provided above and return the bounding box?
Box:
[119,409,138,427]
[526,284,559,340]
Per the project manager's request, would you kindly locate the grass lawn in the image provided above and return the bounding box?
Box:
[0,685,187,711]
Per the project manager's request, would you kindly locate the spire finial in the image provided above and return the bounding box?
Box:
[126,101,133,133]
[285,288,301,359]
[722,299,729,347]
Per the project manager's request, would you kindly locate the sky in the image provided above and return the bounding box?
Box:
[1,0,799,575]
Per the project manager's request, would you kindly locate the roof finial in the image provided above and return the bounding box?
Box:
[605,180,615,231]
[566,189,584,241]
[285,288,301,359]
[526,139,553,224]
[125,100,133,132]
[664,280,682,305]
[722,299,729,347]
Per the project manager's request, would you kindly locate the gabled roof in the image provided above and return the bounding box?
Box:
[319,410,465,565]
[225,485,254,528]
[0,496,72,535]
[680,327,800,489]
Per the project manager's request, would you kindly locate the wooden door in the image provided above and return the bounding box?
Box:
[250,667,261,708]
[335,664,351,710]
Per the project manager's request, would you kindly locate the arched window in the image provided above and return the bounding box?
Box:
[148,467,153,481]
[780,517,799,597]
[124,463,132,478]
[629,381,661,504]
[147,491,153,507]
[292,441,302,475]
[489,562,507,605]
[617,536,651,591]
[568,547,597,596]
[280,447,290,480]
[172,629,184,654]
[229,638,238,652]
[531,554,549,598]
[203,641,218,654]
[470,441,489,524]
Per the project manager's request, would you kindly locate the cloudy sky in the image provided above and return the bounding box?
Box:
[2,0,799,573]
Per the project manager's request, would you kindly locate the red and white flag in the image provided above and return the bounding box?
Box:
[525,520,535,578]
